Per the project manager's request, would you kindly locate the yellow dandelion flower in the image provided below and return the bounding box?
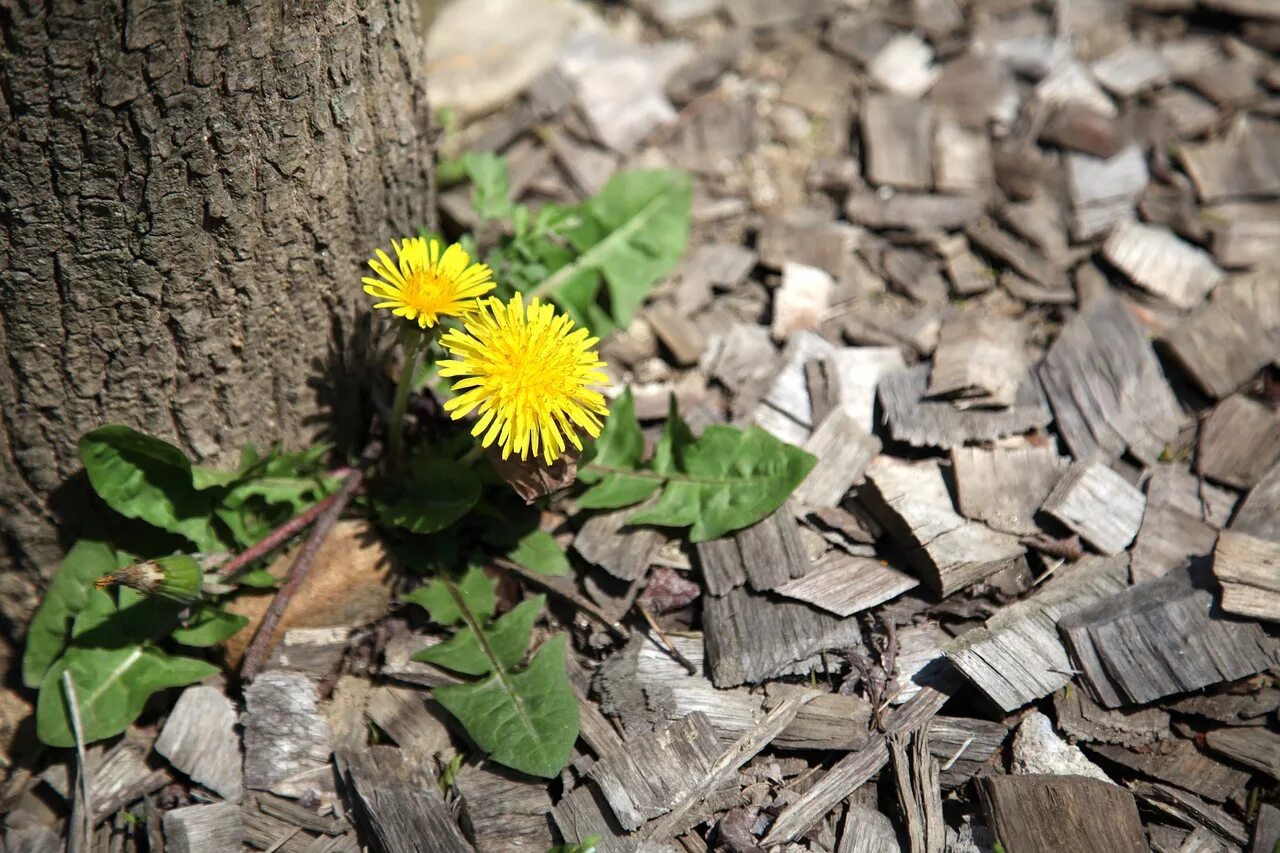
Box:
[438,293,609,465]
[362,237,495,329]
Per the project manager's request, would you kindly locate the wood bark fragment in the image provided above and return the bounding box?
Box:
[1203,727,1280,782]
[162,803,243,853]
[574,502,665,582]
[888,728,945,853]
[242,671,335,802]
[454,764,554,852]
[335,745,472,853]
[1251,804,1280,853]
[977,775,1148,853]
[1103,220,1225,309]
[155,685,243,803]
[863,95,934,190]
[1232,461,1280,543]
[1197,395,1280,489]
[773,551,918,618]
[817,347,908,433]
[793,410,881,508]
[1132,782,1249,848]
[1040,462,1147,556]
[951,443,1068,536]
[1087,739,1249,802]
[1213,530,1280,622]
[926,313,1027,408]
[878,364,1052,450]
[837,803,901,853]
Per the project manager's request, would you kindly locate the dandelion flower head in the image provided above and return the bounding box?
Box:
[438,293,609,465]
[362,237,495,329]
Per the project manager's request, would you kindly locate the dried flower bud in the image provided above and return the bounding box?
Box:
[94,555,203,602]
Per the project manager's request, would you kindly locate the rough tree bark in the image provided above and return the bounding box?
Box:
[0,0,434,630]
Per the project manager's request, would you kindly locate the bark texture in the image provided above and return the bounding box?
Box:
[0,0,434,625]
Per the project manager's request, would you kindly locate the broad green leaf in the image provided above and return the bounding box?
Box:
[234,569,280,588]
[650,397,695,475]
[378,456,481,534]
[532,169,691,330]
[171,605,249,647]
[413,595,545,676]
[23,541,117,688]
[403,565,497,626]
[79,426,222,551]
[36,645,218,747]
[578,388,643,483]
[434,635,579,778]
[505,529,571,577]
[575,474,661,510]
[625,425,816,542]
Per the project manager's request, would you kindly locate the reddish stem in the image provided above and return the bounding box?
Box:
[214,491,342,580]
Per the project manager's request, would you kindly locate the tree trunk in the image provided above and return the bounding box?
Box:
[0,0,434,629]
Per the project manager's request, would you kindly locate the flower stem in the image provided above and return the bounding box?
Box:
[388,332,424,465]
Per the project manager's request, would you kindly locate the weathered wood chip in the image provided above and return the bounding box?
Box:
[946,554,1129,712]
[773,262,833,341]
[793,409,881,508]
[1164,268,1280,398]
[1131,464,1232,583]
[155,685,243,803]
[868,33,938,97]
[1052,685,1170,748]
[1178,118,1280,202]
[1039,297,1184,464]
[863,95,933,190]
[336,745,471,853]
[702,585,862,687]
[965,218,1069,290]
[1197,395,1280,489]
[888,728,945,853]
[1133,782,1249,849]
[454,764,553,852]
[838,803,900,853]
[723,0,834,27]
[928,716,1008,788]
[1088,739,1250,803]
[927,313,1027,408]
[756,212,863,284]
[1232,461,1280,543]
[1091,43,1170,96]
[587,712,724,831]
[774,551,918,617]
[733,504,811,592]
[1065,145,1149,240]
[844,192,984,231]
[1204,727,1280,782]
[242,670,335,802]
[952,443,1068,536]
[646,302,706,366]
[1035,59,1117,117]
[861,457,1027,596]
[1213,530,1280,623]
[1059,564,1280,708]
[977,775,1148,853]
[1040,462,1146,556]
[813,346,907,433]
[935,119,995,194]
[1254,804,1280,853]
[878,363,1052,450]
[752,330,836,445]
[163,803,242,853]
[1103,220,1225,309]
[574,502,664,582]
[363,685,453,765]
[937,236,995,296]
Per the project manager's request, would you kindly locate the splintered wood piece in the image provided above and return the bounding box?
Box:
[574,503,664,582]
[155,685,243,803]
[844,192,984,231]
[774,551,918,617]
[952,444,1068,536]
[1039,297,1184,464]
[1091,44,1170,96]
[1198,395,1280,489]
[162,803,242,853]
[1213,530,1280,623]
[977,775,1147,853]
[1103,221,1225,310]
[794,410,881,508]
[1164,270,1280,399]
[702,585,862,687]
[773,262,834,341]
[1036,59,1117,117]
[1131,464,1233,583]
[1040,462,1146,556]
[863,94,933,190]
[363,685,453,765]
[551,784,629,853]
[1053,686,1170,747]
[1233,461,1280,543]
[927,313,1027,408]
[965,218,1070,291]
[838,803,901,853]
[734,504,811,592]
[888,728,945,853]
[253,791,347,836]
[946,554,1129,711]
[861,457,1027,595]
[939,238,995,296]
[454,764,553,852]
[646,302,707,367]
[586,712,724,831]
[1058,564,1280,708]
[878,364,1052,450]
[818,347,907,433]
[889,248,947,305]
[765,687,873,751]
[927,717,1007,788]
[891,622,952,707]
[242,671,335,802]
[1087,739,1250,802]
[1065,146,1149,240]
[1204,727,1280,782]
[753,330,837,445]
[1133,782,1249,849]
[336,745,471,853]
[1178,121,1280,203]
[694,536,747,597]
[43,736,173,824]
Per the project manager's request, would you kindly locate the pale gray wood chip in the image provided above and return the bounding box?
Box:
[156,685,243,803]
[1040,462,1147,556]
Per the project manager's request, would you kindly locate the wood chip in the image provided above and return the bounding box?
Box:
[752,331,836,445]
[1059,564,1280,708]
[1197,395,1280,489]
[1088,739,1250,802]
[702,584,862,687]
[889,728,945,853]
[1165,269,1280,398]
[756,213,863,284]
[336,745,471,853]
[242,671,335,802]
[879,364,1052,449]
[1103,220,1225,309]
[938,237,995,296]
[1233,461,1280,543]
[646,302,707,366]
[1040,462,1147,556]
[1130,469,1226,584]
[1036,59,1117,117]
[774,551,918,617]
[1091,44,1170,96]
[815,347,907,433]
[773,262,834,341]
[844,192,984,231]
[934,120,995,194]
[946,554,1129,711]
[838,803,901,853]
[965,217,1069,290]
[1178,119,1280,202]
[863,95,933,190]
[928,717,1008,788]
[861,457,1028,595]
[1039,297,1184,464]
[1053,686,1170,747]
[587,712,724,831]
[454,764,553,852]
[868,33,939,98]
[1204,727,1280,782]
[574,503,664,582]
[363,685,453,765]
[952,443,1068,536]
[793,409,881,507]
[927,313,1027,408]
[1213,530,1280,623]
[977,775,1148,853]
[163,803,242,853]
[1065,146,1149,240]
[155,685,243,803]
[1133,782,1249,849]
[1251,804,1280,853]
